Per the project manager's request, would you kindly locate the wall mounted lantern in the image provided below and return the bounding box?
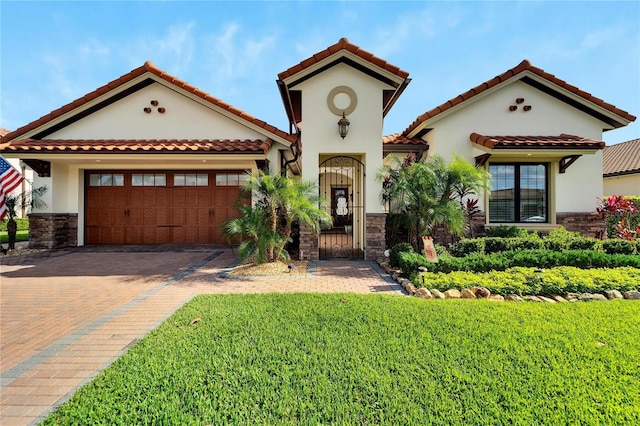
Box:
[338,112,350,139]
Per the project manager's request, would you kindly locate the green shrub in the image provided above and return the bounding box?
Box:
[400,249,640,276]
[484,237,511,254]
[510,236,544,251]
[448,238,484,257]
[0,218,30,232]
[389,242,414,268]
[602,239,637,255]
[485,225,530,238]
[417,267,640,295]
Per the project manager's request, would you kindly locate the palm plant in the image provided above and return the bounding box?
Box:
[225,171,330,263]
[3,185,47,250]
[378,154,489,250]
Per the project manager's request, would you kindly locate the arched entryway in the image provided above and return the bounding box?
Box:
[318,156,365,259]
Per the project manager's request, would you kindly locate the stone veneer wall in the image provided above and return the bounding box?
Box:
[28,213,78,249]
[365,213,386,260]
[298,224,319,261]
[556,212,605,239]
[432,213,487,246]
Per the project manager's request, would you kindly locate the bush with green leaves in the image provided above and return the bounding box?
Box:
[448,238,484,257]
[399,249,640,277]
[602,239,637,255]
[0,218,29,232]
[485,225,530,238]
[389,242,414,267]
[417,266,640,296]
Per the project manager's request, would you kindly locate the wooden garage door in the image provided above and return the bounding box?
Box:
[85,171,247,244]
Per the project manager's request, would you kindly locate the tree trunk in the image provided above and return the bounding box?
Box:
[7,219,17,250]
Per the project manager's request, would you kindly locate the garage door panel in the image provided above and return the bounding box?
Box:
[85,170,243,244]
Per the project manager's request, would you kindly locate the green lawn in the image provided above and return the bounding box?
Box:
[0,230,28,244]
[43,294,640,425]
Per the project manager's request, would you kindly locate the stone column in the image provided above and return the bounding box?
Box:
[28,213,78,249]
[365,213,386,260]
[298,223,319,260]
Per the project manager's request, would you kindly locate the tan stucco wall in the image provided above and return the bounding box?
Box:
[604,174,640,196]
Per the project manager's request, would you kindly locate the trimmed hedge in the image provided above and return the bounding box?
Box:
[399,249,640,277]
[0,218,29,232]
[416,267,640,296]
[389,242,414,268]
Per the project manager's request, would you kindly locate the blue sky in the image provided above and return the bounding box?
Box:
[1,1,638,145]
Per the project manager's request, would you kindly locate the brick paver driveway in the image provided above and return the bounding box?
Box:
[1,246,402,425]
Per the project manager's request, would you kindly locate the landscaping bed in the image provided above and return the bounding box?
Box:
[43,294,640,424]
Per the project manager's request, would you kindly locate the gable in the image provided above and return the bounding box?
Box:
[404,60,636,138]
[48,82,266,140]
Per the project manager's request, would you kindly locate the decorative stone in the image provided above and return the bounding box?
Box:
[460,288,476,299]
[538,296,556,303]
[604,290,623,300]
[405,283,417,295]
[444,289,461,299]
[488,294,504,302]
[471,286,491,298]
[623,290,640,300]
[592,294,608,301]
[391,272,399,281]
[523,296,542,302]
[505,294,524,302]
[551,295,568,303]
[566,293,580,300]
[430,289,445,299]
[578,293,597,302]
[415,288,433,299]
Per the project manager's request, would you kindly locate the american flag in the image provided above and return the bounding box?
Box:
[1,156,25,220]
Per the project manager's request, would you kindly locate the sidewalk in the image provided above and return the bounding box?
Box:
[1,247,403,425]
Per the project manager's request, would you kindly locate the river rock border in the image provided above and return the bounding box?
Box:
[379,261,640,302]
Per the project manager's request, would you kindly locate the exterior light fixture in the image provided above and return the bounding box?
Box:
[338,112,350,139]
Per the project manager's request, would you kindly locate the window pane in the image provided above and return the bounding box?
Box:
[155,174,166,186]
[132,174,143,186]
[143,174,154,186]
[520,165,546,222]
[174,174,185,186]
[113,174,124,186]
[100,174,113,186]
[489,165,515,222]
[196,174,208,186]
[216,174,227,186]
[227,174,239,186]
[184,174,196,186]
[89,174,101,186]
[238,173,249,186]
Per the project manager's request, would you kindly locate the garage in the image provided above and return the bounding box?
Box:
[85,170,247,244]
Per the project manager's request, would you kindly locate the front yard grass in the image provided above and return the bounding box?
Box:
[0,230,28,243]
[44,294,640,425]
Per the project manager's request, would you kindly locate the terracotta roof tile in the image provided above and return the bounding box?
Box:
[2,62,295,145]
[0,139,274,154]
[278,37,409,80]
[603,138,640,176]
[0,128,10,138]
[382,133,427,146]
[469,133,605,150]
[404,60,636,136]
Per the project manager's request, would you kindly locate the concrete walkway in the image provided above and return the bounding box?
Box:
[0,246,403,425]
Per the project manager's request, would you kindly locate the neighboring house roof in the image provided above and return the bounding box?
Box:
[603,138,640,177]
[277,38,411,126]
[1,61,295,147]
[470,133,605,150]
[0,139,273,154]
[404,60,636,137]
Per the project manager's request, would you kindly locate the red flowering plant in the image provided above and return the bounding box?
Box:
[597,195,640,240]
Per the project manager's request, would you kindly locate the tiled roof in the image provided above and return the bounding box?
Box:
[0,139,273,154]
[382,133,426,146]
[404,60,636,136]
[278,37,409,81]
[1,62,295,145]
[470,133,605,150]
[603,138,640,176]
[0,128,10,137]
